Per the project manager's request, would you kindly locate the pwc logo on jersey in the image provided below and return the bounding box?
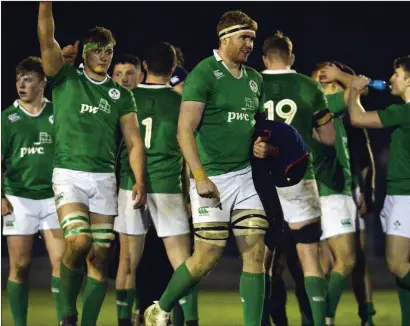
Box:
[80,98,111,114]
[227,97,255,122]
[20,132,52,158]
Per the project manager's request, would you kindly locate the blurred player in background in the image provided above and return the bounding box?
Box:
[113,41,198,326]
[347,55,410,326]
[112,54,144,89]
[2,56,65,325]
[38,2,146,325]
[169,46,188,95]
[261,31,335,326]
[145,10,269,326]
[319,62,377,326]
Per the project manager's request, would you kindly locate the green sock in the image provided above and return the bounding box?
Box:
[326,272,347,319]
[367,302,376,324]
[116,288,136,320]
[240,272,265,326]
[400,271,410,288]
[396,276,410,326]
[305,276,326,326]
[159,263,199,312]
[60,263,84,318]
[81,277,107,326]
[171,303,185,326]
[7,280,29,326]
[51,276,63,323]
[181,284,199,322]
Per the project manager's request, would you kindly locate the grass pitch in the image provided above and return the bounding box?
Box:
[1,289,401,326]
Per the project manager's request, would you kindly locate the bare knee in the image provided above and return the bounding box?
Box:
[187,243,224,278]
[10,256,32,281]
[334,251,356,276]
[65,235,92,267]
[386,253,405,277]
[242,241,265,274]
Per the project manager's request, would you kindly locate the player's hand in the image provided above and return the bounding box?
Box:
[351,75,371,92]
[132,183,146,209]
[1,198,13,216]
[320,63,342,83]
[358,192,367,215]
[196,178,220,200]
[61,40,80,65]
[253,137,274,159]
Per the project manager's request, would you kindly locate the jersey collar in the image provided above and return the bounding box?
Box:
[213,49,244,79]
[83,69,109,85]
[262,69,297,74]
[137,84,171,89]
[13,98,50,117]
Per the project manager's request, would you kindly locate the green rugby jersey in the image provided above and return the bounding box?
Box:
[47,64,137,173]
[2,99,54,199]
[262,70,328,180]
[378,102,410,195]
[182,50,264,176]
[311,92,352,196]
[120,84,183,193]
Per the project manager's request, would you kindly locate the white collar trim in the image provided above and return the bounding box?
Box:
[83,69,109,85]
[137,84,171,89]
[13,98,50,117]
[262,70,297,75]
[213,49,243,79]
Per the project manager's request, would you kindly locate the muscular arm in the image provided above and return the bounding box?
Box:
[38,2,63,76]
[348,89,383,128]
[120,113,145,186]
[177,101,205,177]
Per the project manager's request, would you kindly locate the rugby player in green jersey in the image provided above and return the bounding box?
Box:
[348,55,410,326]
[113,42,198,326]
[38,2,146,325]
[261,32,336,326]
[145,10,269,326]
[2,56,65,326]
[318,62,377,326]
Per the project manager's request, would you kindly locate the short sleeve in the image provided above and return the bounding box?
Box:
[327,92,346,115]
[46,64,76,88]
[120,89,138,117]
[313,83,329,114]
[377,104,410,128]
[181,64,213,103]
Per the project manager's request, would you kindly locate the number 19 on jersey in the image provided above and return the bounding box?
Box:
[264,99,298,124]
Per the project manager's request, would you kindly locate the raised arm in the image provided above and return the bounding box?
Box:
[38,2,63,76]
[348,76,383,128]
[120,112,146,208]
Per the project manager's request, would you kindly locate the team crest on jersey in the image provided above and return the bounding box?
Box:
[108,88,120,100]
[49,115,54,125]
[8,113,21,123]
[249,80,258,93]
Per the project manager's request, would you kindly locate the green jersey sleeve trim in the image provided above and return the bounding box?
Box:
[327,92,346,115]
[47,64,76,88]
[378,103,410,128]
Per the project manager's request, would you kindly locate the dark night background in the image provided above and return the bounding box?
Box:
[1,1,409,256]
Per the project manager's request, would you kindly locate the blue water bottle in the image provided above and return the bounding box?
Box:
[368,80,390,91]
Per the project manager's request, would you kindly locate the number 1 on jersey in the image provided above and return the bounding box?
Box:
[142,117,153,149]
[264,99,298,124]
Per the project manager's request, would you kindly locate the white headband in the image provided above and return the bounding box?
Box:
[218,24,255,40]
